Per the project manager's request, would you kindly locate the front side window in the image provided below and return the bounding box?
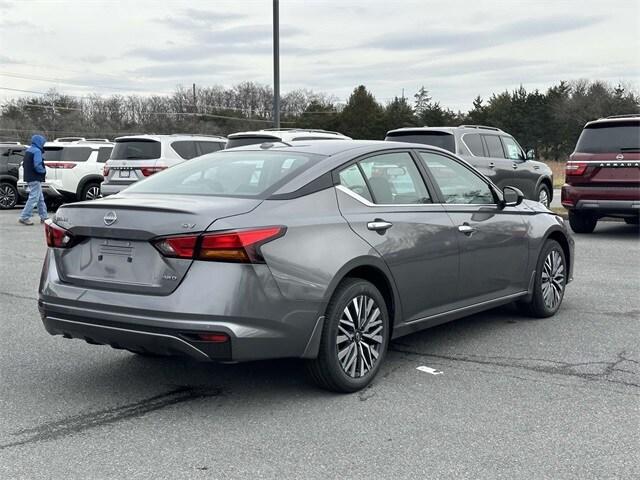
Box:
[359,152,431,204]
[501,136,524,160]
[418,151,495,204]
[483,135,505,158]
[338,164,373,202]
[125,151,320,198]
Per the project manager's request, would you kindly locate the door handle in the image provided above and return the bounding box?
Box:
[458,224,476,235]
[367,220,393,232]
[488,162,495,168]
[512,163,518,169]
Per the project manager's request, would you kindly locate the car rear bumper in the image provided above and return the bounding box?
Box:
[17,181,65,200]
[38,251,323,362]
[101,182,134,196]
[561,184,640,215]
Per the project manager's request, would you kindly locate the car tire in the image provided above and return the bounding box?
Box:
[624,217,639,225]
[0,182,18,209]
[306,278,389,393]
[518,239,567,318]
[536,184,551,207]
[568,211,597,233]
[80,182,101,201]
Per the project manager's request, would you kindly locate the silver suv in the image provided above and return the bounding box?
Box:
[386,125,554,206]
[226,128,350,149]
[101,134,227,196]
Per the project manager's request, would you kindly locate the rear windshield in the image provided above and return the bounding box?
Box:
[125,150,322,198]
[226,136,279,149]
[44,146,92,162]
[575,121,640,153]
[385,132,455,153]
[111,139,161,160]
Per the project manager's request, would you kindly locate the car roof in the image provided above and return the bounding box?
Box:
[228,129,350,141]
[114,134,227,142]
[44,142,114,148]
[387,125,505,136]
[586,115,640,127]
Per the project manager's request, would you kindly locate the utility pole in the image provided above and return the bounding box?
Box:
[273,0,280,128]
[192,83,197,113]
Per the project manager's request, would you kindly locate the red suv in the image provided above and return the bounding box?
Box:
[562,115,640,233]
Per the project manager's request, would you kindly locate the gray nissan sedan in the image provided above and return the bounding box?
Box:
[40,140,573,392]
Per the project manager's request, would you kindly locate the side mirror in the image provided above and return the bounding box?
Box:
[501,186,524,208]
[526,149,535,160]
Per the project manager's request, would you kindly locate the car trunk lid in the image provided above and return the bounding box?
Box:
[51,194,262,294]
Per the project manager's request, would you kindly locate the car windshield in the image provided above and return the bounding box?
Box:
[125,150,322,198]
[111,139,161,159]
[575,121,640,153]
[385,132,455,153]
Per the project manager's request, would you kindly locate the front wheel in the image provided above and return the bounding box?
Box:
[568,211,597,234]
[518,239,567,318]
[306,278,389,393]
[0,182,18,209]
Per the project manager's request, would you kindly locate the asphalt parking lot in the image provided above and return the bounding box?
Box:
[1,208,639,479]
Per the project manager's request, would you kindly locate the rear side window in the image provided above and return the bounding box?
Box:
[338,164,373,202]
[97,147,113,163]
[483,135,505,158]
[111,139,161,160]
[171,141,198,160]
[385,132,455,153]
[463,134,484,156]
[125,151,320,198]
[197,141,224,155]
[358,152,431,204]
[44,147,92,162]
[575,121,640,153]
[226,136,279,149]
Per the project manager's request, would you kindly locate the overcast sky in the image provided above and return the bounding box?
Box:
[1,0,639,111]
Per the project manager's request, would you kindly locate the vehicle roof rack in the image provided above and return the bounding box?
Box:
[604,114,640,119]
[0,141,21,145]
[458,125,503,131]
[261,128,344,135]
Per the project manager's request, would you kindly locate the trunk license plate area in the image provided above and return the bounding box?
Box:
[119,169,131,178]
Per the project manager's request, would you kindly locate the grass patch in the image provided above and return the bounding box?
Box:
[545,161,566,188]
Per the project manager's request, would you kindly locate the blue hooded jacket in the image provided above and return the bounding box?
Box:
[23,134,47,182]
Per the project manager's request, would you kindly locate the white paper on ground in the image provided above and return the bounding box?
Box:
[416,365,443,375]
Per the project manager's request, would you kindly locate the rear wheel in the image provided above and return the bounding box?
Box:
[518,239,567,318]
[0,182,18,209]
[306,278,389,393]
[568,211,597,233]
[536,184,551,207]
[80,182,101,201]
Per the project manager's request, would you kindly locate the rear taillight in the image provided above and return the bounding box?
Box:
[565,161,588,176]
[152,226,285,263]
[103,165,110,177]
[140,166,167,177]
[45,162,76,169]
[44,219,76,248]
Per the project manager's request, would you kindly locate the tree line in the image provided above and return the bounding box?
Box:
[1,79,637,160]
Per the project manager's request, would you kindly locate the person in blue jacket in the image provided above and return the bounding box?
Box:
[18,134,48,225]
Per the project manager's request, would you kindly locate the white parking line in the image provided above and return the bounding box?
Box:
[416,366,443,375]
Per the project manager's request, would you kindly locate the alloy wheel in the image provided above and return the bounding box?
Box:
[541,250,565,309]
[538,188,549,207]
[336,294,384,378]
[85,185,101,201]
[0,184,17,209]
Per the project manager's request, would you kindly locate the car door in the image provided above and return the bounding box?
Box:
[416,150,530,305]
[335,150,460,323]
[500,135,538,198]
[478,134,515,190]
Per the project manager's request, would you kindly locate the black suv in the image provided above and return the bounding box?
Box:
[0,142,25,209]
[386,125,554,206]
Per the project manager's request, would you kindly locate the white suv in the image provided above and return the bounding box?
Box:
[225,129,351,148]
[101,134,227,196]
[18,141,114,205]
